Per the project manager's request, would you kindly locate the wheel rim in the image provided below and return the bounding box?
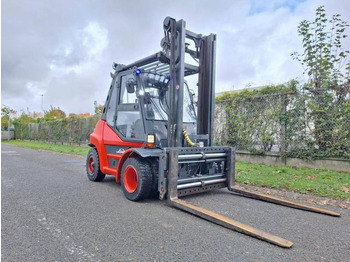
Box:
[88,156,95,174]
[124,166,138,193]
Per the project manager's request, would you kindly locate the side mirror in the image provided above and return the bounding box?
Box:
[126,79,136,93]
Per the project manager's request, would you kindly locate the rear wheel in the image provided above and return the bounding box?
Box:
[86,148,105,182]
[121,157,152,201]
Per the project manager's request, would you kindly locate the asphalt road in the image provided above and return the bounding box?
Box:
[2,144,349,262]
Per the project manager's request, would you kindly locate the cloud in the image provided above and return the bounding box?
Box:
[2,0,350,114]
[37,21,110,113]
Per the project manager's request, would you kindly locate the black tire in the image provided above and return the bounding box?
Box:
[148,159,159,199]
[121,157,153,201]
[86,148,105,182]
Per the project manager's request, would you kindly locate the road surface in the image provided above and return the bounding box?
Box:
[2,144,349,261]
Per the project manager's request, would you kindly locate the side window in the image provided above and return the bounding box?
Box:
[106,83,117,127]
[120,75,137,104]
[116,75,144,139]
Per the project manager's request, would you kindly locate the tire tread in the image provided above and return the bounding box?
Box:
[121,157,153,201]
[86,148,105,182]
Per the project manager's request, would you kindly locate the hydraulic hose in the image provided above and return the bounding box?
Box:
[182,128,196,147]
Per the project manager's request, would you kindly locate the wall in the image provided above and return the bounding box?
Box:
[1,131,14,141]
[236,151,350,173]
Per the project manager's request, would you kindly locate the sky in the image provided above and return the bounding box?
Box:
[2,0,350,115]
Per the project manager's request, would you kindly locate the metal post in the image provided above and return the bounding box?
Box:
[197,34,217,146]
[280,94,287,165]
[8,113,11,141]
[167,17,177,148]
[41,94,44,112]
[174,19,186,147]
[165,17,186,148]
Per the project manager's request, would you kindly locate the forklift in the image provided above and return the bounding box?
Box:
[86,17,340,248]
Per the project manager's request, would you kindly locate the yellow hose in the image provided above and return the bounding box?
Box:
[182,128,196,147]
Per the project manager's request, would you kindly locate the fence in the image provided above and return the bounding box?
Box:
[215,86,350,160]
[14,116,99,145]
[12,85,350,160]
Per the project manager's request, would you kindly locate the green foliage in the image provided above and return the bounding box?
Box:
[292,5,350,152]
[1,105,17,116]
[14,116,99,144]
[292,6,350,83]
[1,115,10,131]
[236,161,350,200]
[215,79,350,159]
[216,82,298,154]
[13,112,35,125]
[94,101,104,116]
[1,105,17,130]
[1,117,8,130]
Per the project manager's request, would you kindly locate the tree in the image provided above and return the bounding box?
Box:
[292,6,349,87]
[94,101,104,116]
[33,112,44,119]
[44,106,66,119]
[1,105,17,130]
[13,112,35,125]
[78,113,91,117]
[292,5,350,152]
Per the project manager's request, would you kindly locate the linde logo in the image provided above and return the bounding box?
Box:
[116,148,125,154]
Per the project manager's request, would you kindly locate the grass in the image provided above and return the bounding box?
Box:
[3,140,350,200]
[3,140,90,156]
[236,162,350,200]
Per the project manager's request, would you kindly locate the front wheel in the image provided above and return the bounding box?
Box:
[86,148,105,182]
[121,157,153,201]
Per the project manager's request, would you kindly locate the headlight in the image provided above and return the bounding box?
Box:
[147,134,155,144]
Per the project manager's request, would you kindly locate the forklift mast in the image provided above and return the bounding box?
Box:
[163,17,216,147]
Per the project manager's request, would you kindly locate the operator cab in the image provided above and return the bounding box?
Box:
[103,68,197,148]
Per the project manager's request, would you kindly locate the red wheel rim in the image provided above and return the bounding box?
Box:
[88,156,95,173]
[124,166,138,193]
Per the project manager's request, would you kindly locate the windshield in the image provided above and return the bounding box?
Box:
[140,73,169,121]
[139,73,196,123]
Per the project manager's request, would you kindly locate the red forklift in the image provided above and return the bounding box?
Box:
[86,17,340,248]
